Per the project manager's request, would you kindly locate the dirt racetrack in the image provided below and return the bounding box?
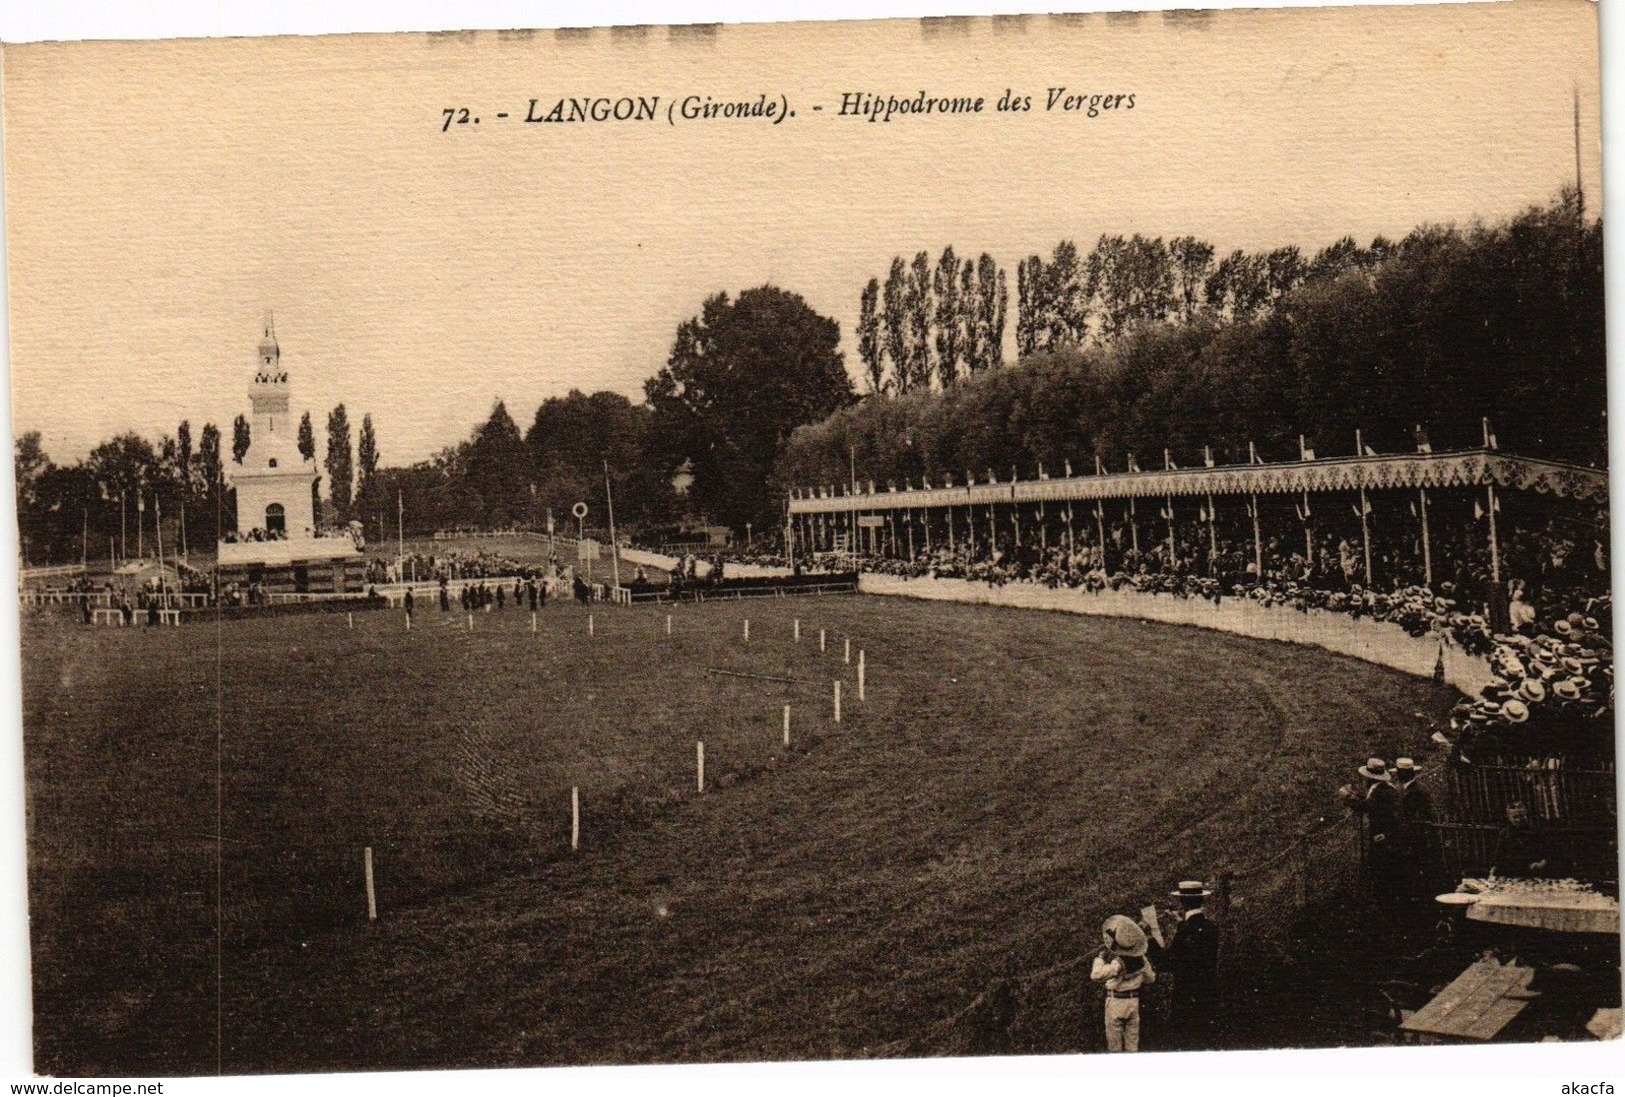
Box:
[20,593,1451,1074]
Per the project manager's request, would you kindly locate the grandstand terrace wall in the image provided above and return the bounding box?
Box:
[858,573,1497,695]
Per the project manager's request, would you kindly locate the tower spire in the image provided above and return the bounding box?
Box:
[256,310,282,383]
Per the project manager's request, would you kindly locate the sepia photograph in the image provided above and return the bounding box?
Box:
[0,0,1617,1088]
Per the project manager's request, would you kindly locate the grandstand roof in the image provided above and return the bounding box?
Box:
[788,449,1609,514]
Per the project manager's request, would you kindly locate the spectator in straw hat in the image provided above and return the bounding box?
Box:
[1341,758,1405,897]
[1158,880,1221,1048]
[1393,758,1440,897]
[1091,914,1156,1052]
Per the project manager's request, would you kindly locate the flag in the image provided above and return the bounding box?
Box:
[1363,445,1377,457]
[1296,498,1312,522]
[1249,441,1263,465]
[1204,445,1215,469]
[1299,435,1316,462]
[1038,463,1047,480]
[1482,417,1498,450]
[987,468,996,485]
[1128,454,1141,473]
[1064,460,1073,478]
[1474,499,1485,521]
[1165,449,1177,470]
[1414,426,1432,454]
[1095,455,1105,476]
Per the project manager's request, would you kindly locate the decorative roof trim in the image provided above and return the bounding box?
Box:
[788,450,1608,514]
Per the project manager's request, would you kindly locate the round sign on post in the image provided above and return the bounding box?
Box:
[571,502,589,520]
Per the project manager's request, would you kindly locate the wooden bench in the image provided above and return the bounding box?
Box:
[1400,957,1536,1042]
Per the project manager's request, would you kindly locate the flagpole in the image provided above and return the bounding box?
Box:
[1129,497,1139,554]
[120,491,127,563]
[179,498,187,560]
[137,492,144,561]
[81,508,88,570]
[1166,496,1176,564]
[603,460,621,590]
[155,496,165,594]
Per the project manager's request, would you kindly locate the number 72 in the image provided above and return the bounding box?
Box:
[442,107,472,131]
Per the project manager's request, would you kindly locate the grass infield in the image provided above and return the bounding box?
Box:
[21,593,1449,1073]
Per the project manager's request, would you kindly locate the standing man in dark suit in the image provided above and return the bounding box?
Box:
[1155,880,1222,1049]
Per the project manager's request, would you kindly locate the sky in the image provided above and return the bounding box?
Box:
[1,0,1603,468]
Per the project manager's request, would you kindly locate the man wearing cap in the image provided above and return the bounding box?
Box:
[1090,915,1156,1052]
[1157,881,1222,1048]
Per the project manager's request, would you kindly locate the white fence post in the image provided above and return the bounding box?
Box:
[571,786,580,851]
[783,704,791,747]
[364,846,377,922]
[697,741,705,793]
[858,649,866,701]
[833,680,841,723]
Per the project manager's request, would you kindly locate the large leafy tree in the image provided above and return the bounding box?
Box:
[325,404,353,523]
[526,390,678,528]
[464,400,532,527]
[646,285,853,532]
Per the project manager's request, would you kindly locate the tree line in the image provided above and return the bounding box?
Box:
[783,192,1603,496]
[15,402,385,564]
[17,191,1602,564]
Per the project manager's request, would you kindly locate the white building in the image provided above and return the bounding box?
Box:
[227,314,319,540]
[219,316,363,591]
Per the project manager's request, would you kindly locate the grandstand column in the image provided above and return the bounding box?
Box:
[1064,503,1074,554]
[905,512,914,559]
[1486,482,1502,583]
[1418,488,1433,586]
[1205,492,1218,572]
[1165,495,1175,563]
[1359,485,1373,586]
[1094,502,1107,568]
[1038,500,1047,552]
[1129,498,1139,553]
[1249,495,1263,580]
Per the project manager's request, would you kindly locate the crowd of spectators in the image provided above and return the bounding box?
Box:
[365,548,534,585]
[804,506,1611,740]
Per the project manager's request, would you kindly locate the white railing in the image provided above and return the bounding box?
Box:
[19,563,87,581]
[858,573,1496,695]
